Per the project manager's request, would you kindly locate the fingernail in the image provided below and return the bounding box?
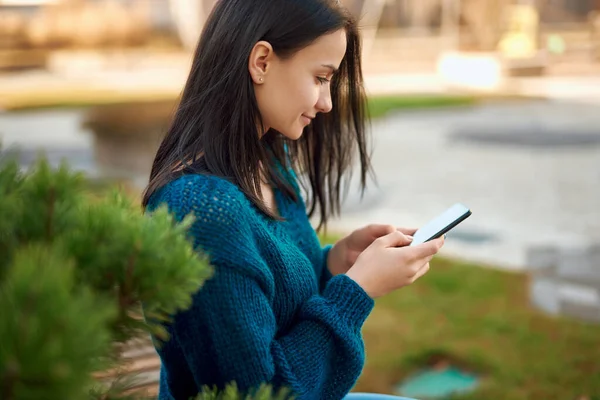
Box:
[407,235,414,241]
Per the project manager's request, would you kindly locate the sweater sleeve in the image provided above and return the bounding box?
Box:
[186,266,373,399]
[159,176,374,399]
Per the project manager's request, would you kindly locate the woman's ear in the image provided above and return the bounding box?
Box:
[248,40,274,85]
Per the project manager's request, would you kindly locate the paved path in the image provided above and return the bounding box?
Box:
[326,100,600,270]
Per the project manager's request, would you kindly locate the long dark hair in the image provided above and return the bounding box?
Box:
[142,0,372,231]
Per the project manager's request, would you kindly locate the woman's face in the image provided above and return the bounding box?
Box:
[250,29,347,140]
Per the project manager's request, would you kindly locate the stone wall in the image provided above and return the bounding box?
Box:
[82,100,176,189]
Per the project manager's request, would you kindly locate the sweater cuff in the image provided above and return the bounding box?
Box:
[322,274,374,329]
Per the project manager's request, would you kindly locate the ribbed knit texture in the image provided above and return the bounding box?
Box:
[145,173,374,400]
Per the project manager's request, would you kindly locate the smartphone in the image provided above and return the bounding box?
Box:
[409,203,472,246]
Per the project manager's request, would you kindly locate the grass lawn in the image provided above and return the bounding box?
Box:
[367,95,476,119]
[320,235,600,400]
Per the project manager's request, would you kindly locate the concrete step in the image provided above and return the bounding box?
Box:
[527,245,600,323]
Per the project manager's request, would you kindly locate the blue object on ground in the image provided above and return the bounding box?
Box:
[344,393,416,400]
[395,366,479,398]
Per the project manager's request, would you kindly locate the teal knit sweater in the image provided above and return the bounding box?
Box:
[146,172,375,400]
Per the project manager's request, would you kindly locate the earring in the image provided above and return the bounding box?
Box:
[259,77,263,82]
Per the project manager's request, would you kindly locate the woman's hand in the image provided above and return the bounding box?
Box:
[327,224,417,276]
[346,231,445,298]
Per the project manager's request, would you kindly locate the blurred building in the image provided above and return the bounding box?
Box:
[0,0,171,49]
[346,0,600,28]
[1,0,599,71]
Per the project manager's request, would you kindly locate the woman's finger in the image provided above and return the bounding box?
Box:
[397,227,418,236]
[365,224,396,238]
[410,262,430,283]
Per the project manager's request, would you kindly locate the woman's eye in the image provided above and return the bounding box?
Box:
[316,76,330,85]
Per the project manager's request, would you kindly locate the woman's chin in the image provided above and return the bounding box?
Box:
[280,127,305,141]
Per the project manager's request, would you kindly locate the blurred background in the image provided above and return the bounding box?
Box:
[1,0,599,398]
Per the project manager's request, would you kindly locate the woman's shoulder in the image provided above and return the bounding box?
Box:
[147,173,251,222]
[147,173,277,286]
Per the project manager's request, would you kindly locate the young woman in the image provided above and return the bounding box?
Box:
[142,1,444,399]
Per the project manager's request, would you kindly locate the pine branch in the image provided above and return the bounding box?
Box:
[63,191,213,343]
[45,185,55,241]
[0,148,25,275]
[0,145,289,400]
[0,244,116,400]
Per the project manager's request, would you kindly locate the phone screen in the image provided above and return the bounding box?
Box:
[409,203,471,246]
